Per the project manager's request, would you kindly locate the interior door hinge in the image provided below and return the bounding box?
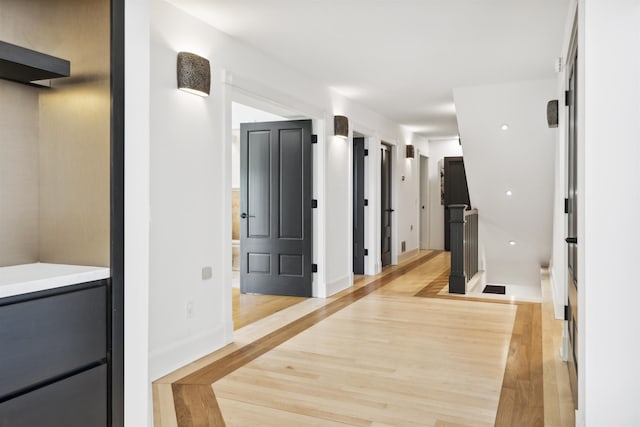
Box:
[312,264,318,273]
[564,305,570,321]
[364,199,368,206]
[312,199,318,208]
[311,134,318,144]
[564,198,569,214]
[565,90,571,107]
[364,149,369,156]
[364,249,368,256]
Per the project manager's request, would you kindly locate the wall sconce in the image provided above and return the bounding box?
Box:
[406,145,415,159]
[177,52,210,96]
[334,115,349,138]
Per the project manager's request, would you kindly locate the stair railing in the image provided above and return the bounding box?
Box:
[448,204,478,294]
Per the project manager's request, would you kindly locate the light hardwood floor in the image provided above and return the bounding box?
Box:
[232,287,307,330]
[154,251,574,426]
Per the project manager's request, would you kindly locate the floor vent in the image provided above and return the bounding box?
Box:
[483,285,506,295]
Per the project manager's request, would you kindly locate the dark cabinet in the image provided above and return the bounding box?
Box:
[0,365,107,427]
[0,281,108,426]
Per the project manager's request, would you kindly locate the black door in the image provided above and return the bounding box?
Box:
[240,120,313,297]
[381,145,393,267]
[353,137,365,274]
[566,35,579,409]
[443,156,471,251]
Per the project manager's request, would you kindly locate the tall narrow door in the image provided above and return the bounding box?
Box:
[566,36,579,408]
[240,120,313,297]
[380,145,393,267]
[420,155,429,249]
[353,137,365,274]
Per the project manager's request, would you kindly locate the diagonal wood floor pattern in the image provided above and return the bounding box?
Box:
[153,251,573,426]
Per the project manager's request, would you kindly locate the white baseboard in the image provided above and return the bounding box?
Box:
[397,248,419,264]
[148,324,230,381]
[549,270,565,320]
[326,274,352,297]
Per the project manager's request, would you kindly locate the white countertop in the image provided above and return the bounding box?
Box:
[0,263,110,299]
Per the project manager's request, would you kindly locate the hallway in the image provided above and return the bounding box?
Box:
[153,251,573,426]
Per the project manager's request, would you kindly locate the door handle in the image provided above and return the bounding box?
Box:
[565,236,577,244]
[241,213,255,219]
[386,209,395,213]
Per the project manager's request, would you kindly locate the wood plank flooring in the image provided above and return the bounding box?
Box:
[213,294,515,426]
[232,287,307,330]
[153,251,574,427]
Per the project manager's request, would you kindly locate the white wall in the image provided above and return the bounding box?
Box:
[147,0,421,386]
[454,80,556,289]
[396,131,421,259]
[415,138,463,250]
[578,0,640,424]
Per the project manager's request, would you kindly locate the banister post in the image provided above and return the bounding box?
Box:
[448,204,467,294]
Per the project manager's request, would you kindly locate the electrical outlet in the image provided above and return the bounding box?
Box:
[202,266,212,280]
[186,301,194,319]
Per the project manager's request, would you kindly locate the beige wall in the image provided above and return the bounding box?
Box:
[0,81,39,267]
[0,0,110,267]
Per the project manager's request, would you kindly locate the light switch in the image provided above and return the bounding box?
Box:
[202,266,212,280]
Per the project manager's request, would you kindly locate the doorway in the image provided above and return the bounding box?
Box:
[230,102,312,329]
[565,21,579,409]
[420,155,429,249]
[380,143,393,267]
[353,135,366,275]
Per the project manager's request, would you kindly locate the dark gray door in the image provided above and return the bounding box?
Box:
[381,145,393,267]
[353,137,365,274]
[240,120,313,297]
[566,36,579,409]
[443,156,471,251]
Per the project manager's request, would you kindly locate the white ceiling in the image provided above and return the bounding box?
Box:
[167,0,570,139]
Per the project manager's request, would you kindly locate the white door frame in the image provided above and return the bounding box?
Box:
[221,70,327,342]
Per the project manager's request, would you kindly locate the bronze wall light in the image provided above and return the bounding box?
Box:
[177,52,210,96]
[334,115,349,138]
[406,144,415,158]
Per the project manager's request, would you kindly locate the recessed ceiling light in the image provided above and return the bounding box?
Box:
[501,124,509,131]
[509,240,516,246]
[506,190,513,196]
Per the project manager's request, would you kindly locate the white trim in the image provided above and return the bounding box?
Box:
[148,325,229,381]
[326,273,352,297]
[224,71,328,303]
[549,268,565,320]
